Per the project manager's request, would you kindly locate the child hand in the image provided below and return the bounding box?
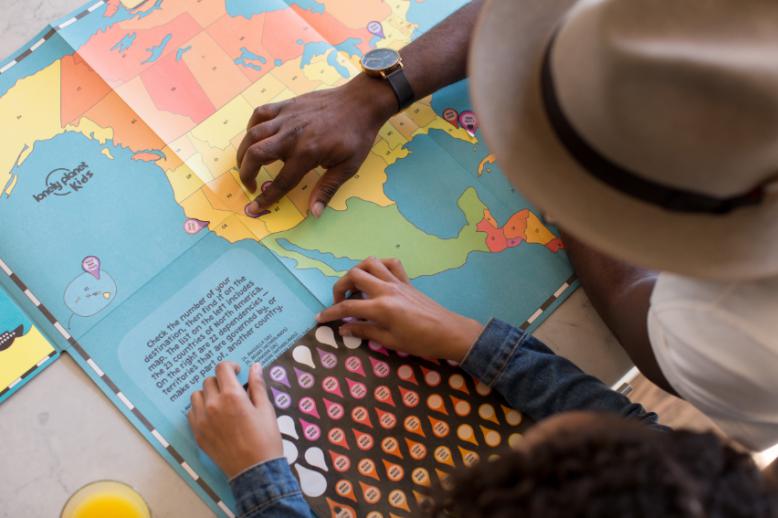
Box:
[317,258,484,363]
[188,362,283,479]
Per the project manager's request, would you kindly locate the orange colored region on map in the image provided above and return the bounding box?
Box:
[60,53,112,126]
[477,209,565,253]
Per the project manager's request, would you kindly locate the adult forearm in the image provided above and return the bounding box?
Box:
[560,230,676,395]
[353,0,484,121]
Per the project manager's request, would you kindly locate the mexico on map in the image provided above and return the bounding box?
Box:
[0,1,576,516]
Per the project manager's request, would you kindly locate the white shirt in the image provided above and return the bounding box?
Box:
[648,273,778,451]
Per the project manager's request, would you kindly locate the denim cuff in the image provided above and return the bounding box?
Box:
[229,457,302,515]
[461,318,529,386]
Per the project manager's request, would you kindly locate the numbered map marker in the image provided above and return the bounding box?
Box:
[183,218,208,234]
[367,20,385,39]
[458,110,479,137]
[443,108,459,127]
[81,256,101,280]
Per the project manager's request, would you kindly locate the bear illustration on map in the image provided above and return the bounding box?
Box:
[64,256,117,321]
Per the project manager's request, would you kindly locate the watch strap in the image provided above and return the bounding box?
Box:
[386,68,415,110]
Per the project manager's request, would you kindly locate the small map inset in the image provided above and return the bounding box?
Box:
[64,256,117,322]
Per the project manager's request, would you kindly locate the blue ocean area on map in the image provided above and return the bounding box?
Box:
[111,32,137,53]
[299,37,361,78]
[234,47,267,71]
[143,33,172,63]
[407,0,470,39]
[0,292,31,333]
[0,131,200,338]
[226,0,324,19]
[0,2,132,97]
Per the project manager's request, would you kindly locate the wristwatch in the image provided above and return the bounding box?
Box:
[360,48,415,110]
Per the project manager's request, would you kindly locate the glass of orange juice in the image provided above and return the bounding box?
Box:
[61,480,151,518]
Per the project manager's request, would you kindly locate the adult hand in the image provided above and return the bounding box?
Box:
[316,258,484,363]
[188,362,283,479]
[237,74,397,218]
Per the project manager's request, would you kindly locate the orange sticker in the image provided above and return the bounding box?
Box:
[376,408,398,430]
[421,367,442,387]
[428,416,450,438]
[480,425,502,447]
[434,445,455,466]
[399,386,420,408]
[382,459,405,482]
[352,428,375,450]
[396,364,418,385]
[358,458,379,480]
[328,450,351,472]
[327,498,356,518]
[327,427,349,449]
[403,415,425,437]
[373,385,395,406]
[405,437,428,460]
[456,423,479,446]
[450,395,472,417]
[381,436,403,459]
[388,489,410,511]
[335,479,356,501]
[474,379,492,396]
[502,405,523,426]
[448,373,469,394]
[411,466,431,487]
[359,482,382,505]
[478,403,499,425]
[458,446,480,467]
[351,406,373,428]
[426,393,448,414]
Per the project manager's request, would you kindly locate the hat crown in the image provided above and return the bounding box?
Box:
[553,0,778,197]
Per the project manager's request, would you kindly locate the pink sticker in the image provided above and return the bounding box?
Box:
[317,348,338,369]
[294,367,315,389]
[269,366,291,387]
[368,341,389,356]
[345,356,366,377]
[300,418,321,441]
[369,357,390,378]
[346,378,368,399]
[81,256,101,280]
[298,396,320,419]
[322,376,344,398]
[324,398,345,420]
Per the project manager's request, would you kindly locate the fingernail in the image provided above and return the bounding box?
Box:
[245,202,270,219]
[251,363,262,376]
[315,312,322,322]
[311,201,324,218]
[339,326,352,337]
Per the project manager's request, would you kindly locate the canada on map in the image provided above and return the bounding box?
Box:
[0,0,572,327]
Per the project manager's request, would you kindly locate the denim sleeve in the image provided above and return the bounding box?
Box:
[461,319,668,430]
[229,457,316,518]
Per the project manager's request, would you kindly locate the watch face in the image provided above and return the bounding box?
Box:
[361,48,400,72]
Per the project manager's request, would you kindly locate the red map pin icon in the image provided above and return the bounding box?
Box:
[82,256,101,280]
[443,108,459,127]
[458,110,479,137]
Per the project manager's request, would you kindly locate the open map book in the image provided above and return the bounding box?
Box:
[0,0,576,515]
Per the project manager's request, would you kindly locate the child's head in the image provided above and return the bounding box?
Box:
[429,412,777,518]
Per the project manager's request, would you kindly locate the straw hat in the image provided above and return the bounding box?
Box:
[469,0,778,279]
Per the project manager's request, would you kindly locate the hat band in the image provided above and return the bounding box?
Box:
[540,33,764,214]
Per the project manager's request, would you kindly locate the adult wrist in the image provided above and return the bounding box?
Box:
[345,73,399,127]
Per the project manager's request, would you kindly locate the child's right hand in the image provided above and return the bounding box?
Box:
[316,258,484,363]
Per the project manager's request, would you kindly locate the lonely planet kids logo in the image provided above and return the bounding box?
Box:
[33,162,95,203]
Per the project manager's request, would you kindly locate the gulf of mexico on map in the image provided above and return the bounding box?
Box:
[0,0,576,516]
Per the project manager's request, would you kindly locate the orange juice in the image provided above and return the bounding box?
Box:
[61,481,150,518]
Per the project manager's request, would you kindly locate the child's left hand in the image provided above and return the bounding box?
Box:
[188,362,283,479]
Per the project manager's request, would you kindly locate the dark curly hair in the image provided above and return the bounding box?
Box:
[427,417,777,518]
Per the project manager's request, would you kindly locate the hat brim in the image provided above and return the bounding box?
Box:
[469,0,778,280]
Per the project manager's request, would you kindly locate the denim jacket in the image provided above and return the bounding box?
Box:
[229,319,665,517]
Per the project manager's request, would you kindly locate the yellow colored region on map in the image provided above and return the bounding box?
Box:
[0,326,54,390]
